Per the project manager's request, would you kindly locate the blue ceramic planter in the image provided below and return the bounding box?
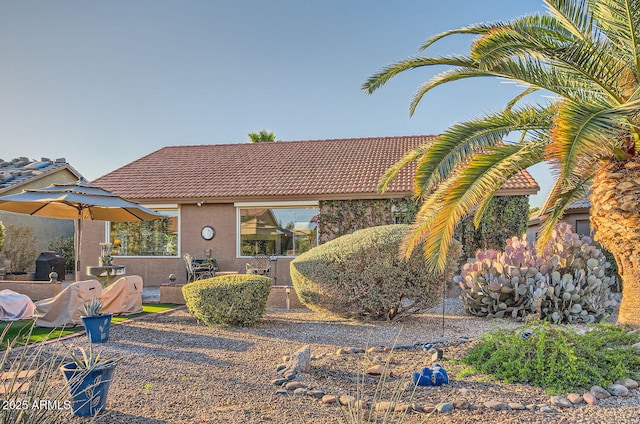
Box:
[412,364,449,386]
[61,362,116,416]
[81,314,112,343]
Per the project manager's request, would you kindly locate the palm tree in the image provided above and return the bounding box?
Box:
[362,0,640,326]
[248,130,276,143]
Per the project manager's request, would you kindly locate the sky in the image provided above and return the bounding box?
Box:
[0,0,552,206]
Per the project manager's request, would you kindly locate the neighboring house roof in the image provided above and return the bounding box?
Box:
[0,157,83,195]
[93,136,539,202]
[567,194,591,211]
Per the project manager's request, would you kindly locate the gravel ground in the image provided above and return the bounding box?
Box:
[35,299,639,424]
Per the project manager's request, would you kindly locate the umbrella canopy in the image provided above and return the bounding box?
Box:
[0,180,162,281]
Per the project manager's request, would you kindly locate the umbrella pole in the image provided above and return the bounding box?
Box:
[76,217,81,282]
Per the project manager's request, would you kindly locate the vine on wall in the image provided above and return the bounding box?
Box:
[319,195,530,261]
[454,196,530,260]
[318,197,419,243]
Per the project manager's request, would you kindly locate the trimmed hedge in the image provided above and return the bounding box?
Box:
[290,225,461,320]
[182,274,272,327]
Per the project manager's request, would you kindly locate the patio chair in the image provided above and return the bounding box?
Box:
[34,279,102,327]
[101,275,143,315]
[184,253,215,283]
[245,255,271,276]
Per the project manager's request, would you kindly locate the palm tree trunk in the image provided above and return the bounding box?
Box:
[590,157,640,327]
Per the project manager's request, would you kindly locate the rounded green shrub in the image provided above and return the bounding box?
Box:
[182,274,272,327]
[290,224,461,320]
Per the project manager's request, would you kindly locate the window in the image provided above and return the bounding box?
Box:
[575,219,591,236]
[237,203,318,257]
[109,207,179,257]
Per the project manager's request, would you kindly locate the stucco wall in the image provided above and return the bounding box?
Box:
[80,203,295,286]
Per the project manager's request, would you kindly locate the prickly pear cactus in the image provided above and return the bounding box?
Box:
[455,223,618,323]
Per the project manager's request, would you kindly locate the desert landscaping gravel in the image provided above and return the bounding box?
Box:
[35,299,640,423]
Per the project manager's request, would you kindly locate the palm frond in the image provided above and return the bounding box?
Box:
[419,23,501,51]
[506,87,540,110]
[414,105,554,196]
[362,56,475,95]
[536,174,593,248]
[473,137,551,228]
[544,0,595,39]
[378,143,431,194]
[547,99,640,181]
[592,0,640,74]
[405,138,548,272]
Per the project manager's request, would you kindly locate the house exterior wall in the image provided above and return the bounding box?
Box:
[80,202,295,286]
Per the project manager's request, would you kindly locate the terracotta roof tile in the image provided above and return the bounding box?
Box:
[93,136,539,201]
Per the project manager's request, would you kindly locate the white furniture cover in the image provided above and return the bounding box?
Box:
[101,275,143,315]
[0,289,36,321]
[34,280,102,328]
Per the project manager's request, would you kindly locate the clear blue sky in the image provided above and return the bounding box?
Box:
[0,0,551,206]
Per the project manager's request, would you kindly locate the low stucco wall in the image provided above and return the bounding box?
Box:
[0,281,62,301]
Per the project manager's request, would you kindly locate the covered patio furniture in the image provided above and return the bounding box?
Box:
[184,254,215,283]
[0,289,36,321]
[34,280,102,328]
[101,275,143,315]
[245,255,271,276]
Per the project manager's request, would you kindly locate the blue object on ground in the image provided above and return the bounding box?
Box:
[422,343,433,351]
[521,329,534,340]
[412,363,449,386]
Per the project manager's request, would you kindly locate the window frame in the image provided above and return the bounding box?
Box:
[235,201,319,259]
[106,204,181,258]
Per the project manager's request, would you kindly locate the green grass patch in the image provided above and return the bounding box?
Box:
[462,322,640,394]
[1,303,180,348]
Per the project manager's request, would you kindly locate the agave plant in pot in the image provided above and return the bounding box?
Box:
[81,298,112,343]
[61,343,120,416]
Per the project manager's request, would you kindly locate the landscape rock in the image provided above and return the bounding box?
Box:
[508,402,526,410]
[308,390,325,399]
[374,401,394,412]
[608,384,629,397]
[366,364,390,376]
[321,394,337,404]
[453,399,470,410]
[436,402,454,413]
[549,396,573,408]
[590,385,611,399]
[483,400,508,411]
[285,381,305,391]
[293,388,307,395]
[394,402,412,413]
[583,392,597,406]
[287,345,311,374]
[339,394,356,406]
[616,378,639,390]
[411,402,425,413]
[566,393,583,404]
[271,378,287,386]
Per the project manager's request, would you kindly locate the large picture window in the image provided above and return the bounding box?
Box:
[109,208,179,257]
[238,204,318,257]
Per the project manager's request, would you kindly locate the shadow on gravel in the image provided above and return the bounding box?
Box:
[87,411,170,424]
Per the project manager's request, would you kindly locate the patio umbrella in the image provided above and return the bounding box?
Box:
[0,180,162,281]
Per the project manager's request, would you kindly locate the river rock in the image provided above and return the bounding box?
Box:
[583,392,597,406]
[549,396,572,408]
[616,378,639,390]
[590,385,611,399]
[436,402,454,413]
[322,394,337,404]
[608,384,629,396]
[483,400,508,411]
[566,393,583,404]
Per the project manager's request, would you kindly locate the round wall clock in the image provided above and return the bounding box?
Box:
[201,226,215,240]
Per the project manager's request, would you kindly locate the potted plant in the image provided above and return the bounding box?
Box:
[61,343,119,416]
[81,299,112,343]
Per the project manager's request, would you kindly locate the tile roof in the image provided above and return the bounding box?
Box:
[93,136,539,201]
[0,157,79,194]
